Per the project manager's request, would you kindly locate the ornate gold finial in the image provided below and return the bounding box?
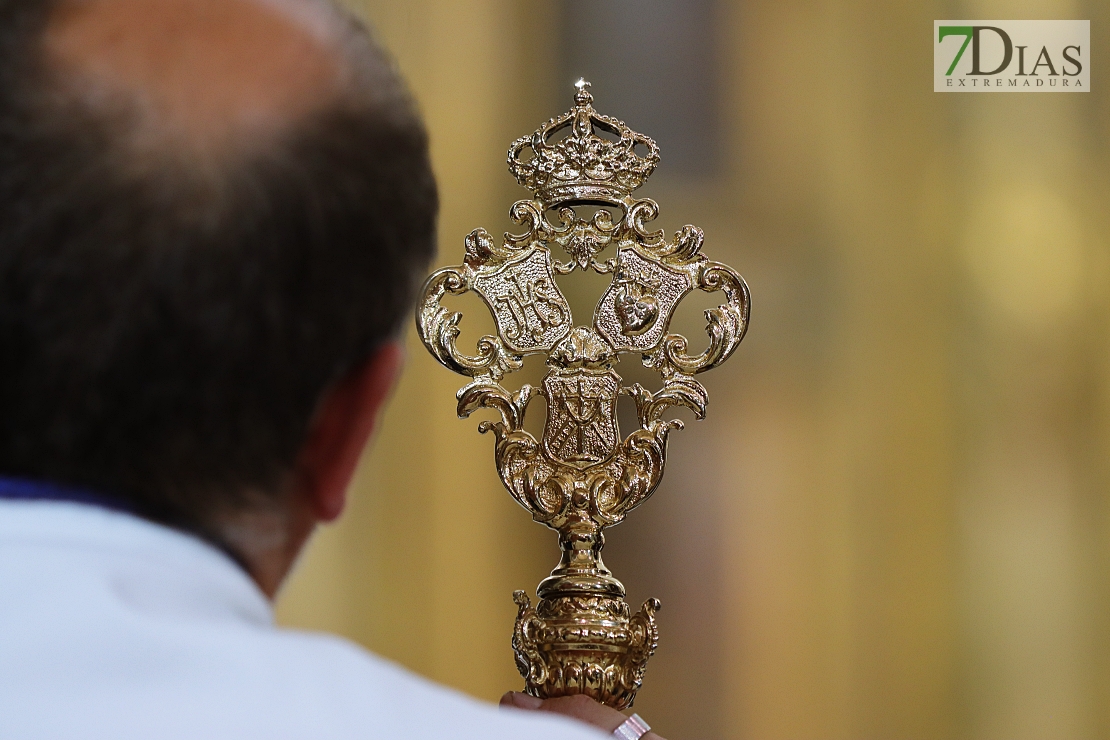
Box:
[416,82,750,708]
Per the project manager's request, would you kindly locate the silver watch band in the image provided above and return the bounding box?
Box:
[612,713,651,740]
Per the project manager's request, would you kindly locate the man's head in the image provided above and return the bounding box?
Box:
[0,0,436,574]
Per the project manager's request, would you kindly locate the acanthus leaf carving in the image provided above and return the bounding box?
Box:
[416,266,523,381]
[650,260,751,377]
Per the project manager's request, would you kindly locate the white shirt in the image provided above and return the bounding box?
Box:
[0,499,603,740]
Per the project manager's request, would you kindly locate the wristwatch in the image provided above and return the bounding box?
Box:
[612,714,651,740]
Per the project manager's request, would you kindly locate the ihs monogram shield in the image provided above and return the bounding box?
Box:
[472,248,572,353]
[541,370,620,469]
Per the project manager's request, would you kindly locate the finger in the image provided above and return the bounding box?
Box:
[535,694,628,733]
[500,691,543,710]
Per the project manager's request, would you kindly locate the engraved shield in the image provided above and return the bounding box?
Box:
[541,370,619,469]
[594,248,690,352]
[472,248,572,353]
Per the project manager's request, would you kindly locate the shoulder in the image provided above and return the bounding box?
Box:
[228,626,607,740]
[0,502,606,739]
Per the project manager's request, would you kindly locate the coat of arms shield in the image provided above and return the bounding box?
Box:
[541,369,620,469]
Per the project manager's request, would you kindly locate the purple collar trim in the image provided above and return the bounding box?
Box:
[0,475,133,514]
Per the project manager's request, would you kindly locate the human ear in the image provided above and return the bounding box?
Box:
[295,341,404,522]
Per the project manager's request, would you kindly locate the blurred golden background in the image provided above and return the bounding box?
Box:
[276,1,1110,737]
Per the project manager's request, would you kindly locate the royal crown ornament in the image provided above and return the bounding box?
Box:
[416,80,750,709]
[508,79,660,208]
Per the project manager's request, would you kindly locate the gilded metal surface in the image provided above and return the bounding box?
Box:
[416,80,750,708]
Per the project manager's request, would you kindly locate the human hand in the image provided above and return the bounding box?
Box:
[499,692,667,740]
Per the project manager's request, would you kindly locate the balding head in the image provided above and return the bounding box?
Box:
[0,0,437,531]
[43,0,348,151]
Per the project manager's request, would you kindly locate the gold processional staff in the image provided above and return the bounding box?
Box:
[416,80,750,709]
